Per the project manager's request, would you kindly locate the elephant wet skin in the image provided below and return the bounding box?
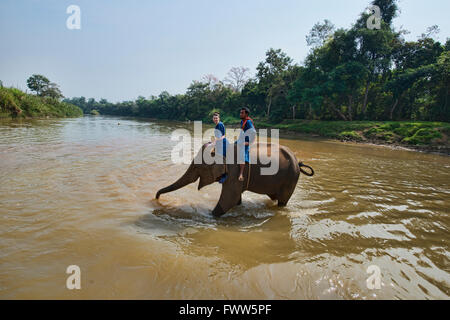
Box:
[156,143,314,217]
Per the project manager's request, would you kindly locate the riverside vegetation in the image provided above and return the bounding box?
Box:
[256,120,450,153]
[1,0,448,151]
[63,0,449,151]
[0,75,82,118]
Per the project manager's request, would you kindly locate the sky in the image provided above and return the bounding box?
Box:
[1,0,449,102]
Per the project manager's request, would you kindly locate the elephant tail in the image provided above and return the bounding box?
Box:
[299,162,314,176]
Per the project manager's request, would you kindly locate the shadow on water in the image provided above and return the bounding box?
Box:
[133,199,300,270]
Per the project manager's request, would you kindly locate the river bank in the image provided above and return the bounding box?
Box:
[93,115,450,155]
[239,119,450,155]
[0,87,83,118]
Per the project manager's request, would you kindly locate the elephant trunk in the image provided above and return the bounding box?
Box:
[156,164,198,199]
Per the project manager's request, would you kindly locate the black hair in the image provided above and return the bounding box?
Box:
[240,107,250,115]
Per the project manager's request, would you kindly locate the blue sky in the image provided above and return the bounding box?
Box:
[1,0,449,102]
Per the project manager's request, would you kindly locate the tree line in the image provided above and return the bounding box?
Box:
[65,0,449,123]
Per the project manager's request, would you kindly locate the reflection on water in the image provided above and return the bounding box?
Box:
[0,116,449,299]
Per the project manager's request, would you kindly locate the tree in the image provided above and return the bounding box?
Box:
[389,34,445,120]
[42,82,64,99]
[256,49,292,81]
[64,0,448,123]
[393,38,443,71]
[202,74,220,90]
[256,48,293,118]
[352,0,400,116]
[434,51,450,120]
[306,19,335,48]
[372,0,398,25]
[27,74,50,96]
[241,79,266,116]
[27,74,64,99]
[385,65,434,119]
[420,25,440,40]
[329,62,368,120]
[224,67,250,92]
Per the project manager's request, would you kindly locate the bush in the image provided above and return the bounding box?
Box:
[339,131,363,141]
[378,131,396,142]
[379,122,400,130]
[221,115,241,125]
[365,127,383,138]
[0,87,82,118]
[393,125,419,138]
[402,128,442,145]
[0,88,21,114]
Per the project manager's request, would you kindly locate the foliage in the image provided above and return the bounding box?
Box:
[339,131,364,141]
[306,19,335,48]
[0,87,82,118]
[258,119,448,146]
[27,74,64,99]
[402,128,442,145]
[65,0,448,125]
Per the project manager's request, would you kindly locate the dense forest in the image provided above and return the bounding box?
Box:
[65,0,449,124]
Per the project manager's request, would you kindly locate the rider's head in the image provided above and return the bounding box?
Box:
[240,107,250,120]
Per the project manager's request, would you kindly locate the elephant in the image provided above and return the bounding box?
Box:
[156,142,314,217]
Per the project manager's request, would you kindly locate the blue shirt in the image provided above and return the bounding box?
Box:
[240,119,255,151]
[215,122,227,157]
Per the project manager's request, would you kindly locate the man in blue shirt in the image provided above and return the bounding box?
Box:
[212,112,228,183]
[237,107,255,182]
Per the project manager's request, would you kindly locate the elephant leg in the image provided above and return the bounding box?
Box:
[268,194,277,201]
[278,190,293,207]
[212,185,242,217]
[277,178,299,207]
[237,195,242,205]
[278,191,291,207]
[278,200,288,207]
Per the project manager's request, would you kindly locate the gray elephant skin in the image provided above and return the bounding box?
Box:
[156,143,314,217]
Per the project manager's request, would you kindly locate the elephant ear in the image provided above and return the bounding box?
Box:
[211,162,225,180]
[198,163,226,190]
[198,175,208,190]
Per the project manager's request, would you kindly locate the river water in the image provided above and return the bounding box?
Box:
[0,116,449,299]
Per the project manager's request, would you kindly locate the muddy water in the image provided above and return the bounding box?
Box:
[0,116,449,299]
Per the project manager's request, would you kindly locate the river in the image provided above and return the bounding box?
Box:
[0,116,449,299]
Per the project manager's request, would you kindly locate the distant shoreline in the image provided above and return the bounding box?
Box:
[277,128,450,156]
[234,119,450,156]
[1,113,449,155]
[0,87,82,119]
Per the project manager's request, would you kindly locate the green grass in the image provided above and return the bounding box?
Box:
[338,131,364,141]
[402,128,443,145]
[221,115,241,125]
[0,87,83,118]
[252,119,449,147]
